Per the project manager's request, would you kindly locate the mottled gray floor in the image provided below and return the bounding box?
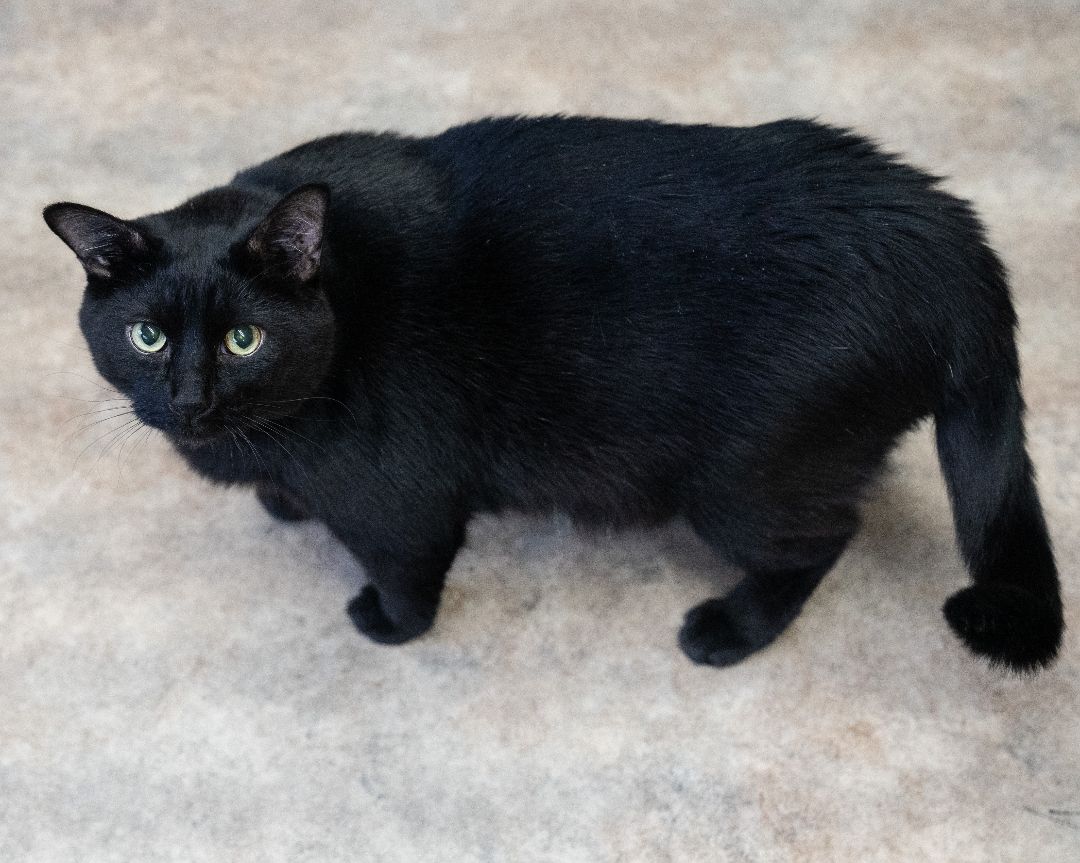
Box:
[2,2,1078,860]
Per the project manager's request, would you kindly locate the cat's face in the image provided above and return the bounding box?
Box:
[45,185,336,448]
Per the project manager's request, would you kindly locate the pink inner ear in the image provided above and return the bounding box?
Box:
[247,186,327,281]
[86,255,113,278]
[44,203,150,279]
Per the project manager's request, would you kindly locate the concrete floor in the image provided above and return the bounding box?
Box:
[2,1,1078,860]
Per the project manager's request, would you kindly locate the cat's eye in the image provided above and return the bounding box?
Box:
[129,321,167,353]
[224,324,263,356]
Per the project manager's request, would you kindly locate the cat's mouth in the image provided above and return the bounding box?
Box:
[170,417,227,448]
[129,405,225,448]
[172,427,224,448]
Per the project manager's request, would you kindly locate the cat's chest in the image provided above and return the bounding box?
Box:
[177,425,326,496]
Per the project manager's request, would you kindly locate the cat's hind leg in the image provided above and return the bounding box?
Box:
[677,540,848,667]
[678,503,855,667]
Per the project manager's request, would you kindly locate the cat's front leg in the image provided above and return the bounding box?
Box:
[342,524,465,645]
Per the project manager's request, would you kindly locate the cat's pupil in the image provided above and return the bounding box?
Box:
[231,326,253,349]
[138,323,159,345]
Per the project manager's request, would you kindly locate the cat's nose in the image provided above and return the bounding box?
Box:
[169,384,213,423]
[169,373,212,423]
[170,396,209,419]
[170,396,214,428]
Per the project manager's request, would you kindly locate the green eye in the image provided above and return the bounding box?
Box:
[224,324,263,356]
[129,322,166,353]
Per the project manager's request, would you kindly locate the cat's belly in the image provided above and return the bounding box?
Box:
[473,454,683,528]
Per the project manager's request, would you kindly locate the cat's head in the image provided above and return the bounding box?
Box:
[44,184,337,448]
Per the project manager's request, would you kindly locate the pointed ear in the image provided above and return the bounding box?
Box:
[43,203,153,280]
[244,184,329,284]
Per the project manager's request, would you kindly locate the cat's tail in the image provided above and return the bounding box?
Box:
[934,346,1063,671]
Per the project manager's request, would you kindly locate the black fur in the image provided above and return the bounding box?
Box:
[44,116,1064,670]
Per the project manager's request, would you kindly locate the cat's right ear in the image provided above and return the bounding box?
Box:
[43,203,154,282]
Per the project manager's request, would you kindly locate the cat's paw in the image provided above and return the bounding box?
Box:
[347,585,434,645]
[677,598,767,667]
[256,484,309,522]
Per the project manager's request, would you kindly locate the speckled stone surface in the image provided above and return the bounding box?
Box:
[1,2,1078,860]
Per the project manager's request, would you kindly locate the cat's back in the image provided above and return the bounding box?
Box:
[232,129,442,210]
[427,115,941,210]
[234,116,962,260]
[424,114,979,306]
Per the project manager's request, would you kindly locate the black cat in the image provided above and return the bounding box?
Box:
[44,116,1063,670]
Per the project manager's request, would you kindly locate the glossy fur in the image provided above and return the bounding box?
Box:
[45,116,1063,670]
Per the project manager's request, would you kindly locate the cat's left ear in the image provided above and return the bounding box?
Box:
[43,203,154,281]
[243,184,330,285]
